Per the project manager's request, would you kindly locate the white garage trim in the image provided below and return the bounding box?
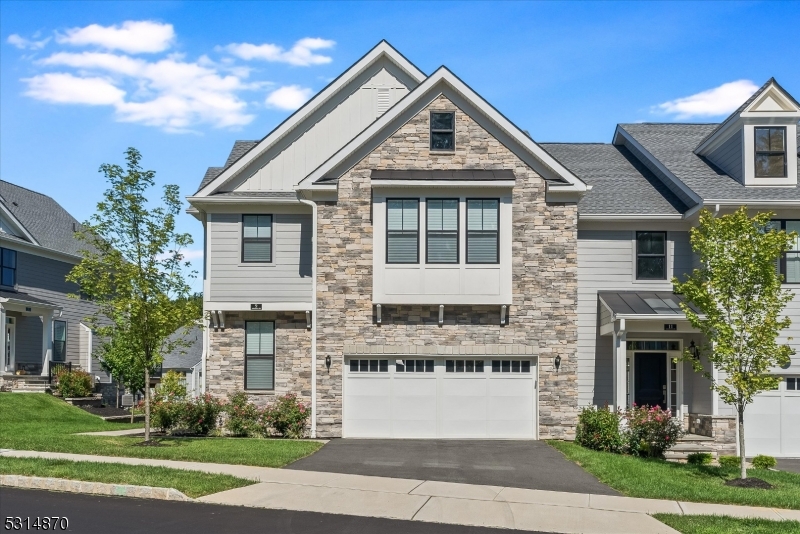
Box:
[744,376,800,458]
[343,356,538,439]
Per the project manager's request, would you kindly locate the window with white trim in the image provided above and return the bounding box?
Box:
[426,199,459,263]
[491,360,531,373]
[430,112,455,150]
[466,199,499,264]
[349,359,389,373]
[786,377,797,390]
[769,220,800,284]
[245,321,274,390]
[242,215,272,263]
[387,199,419,264]
[636,231,666,280]
[755,127,787,178]
[53,320,67,362]
[445,359,484,373]
[396,359,434,372]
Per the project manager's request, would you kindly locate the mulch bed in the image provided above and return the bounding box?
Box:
[77,405,132,417]
[724,477,774,489]
[132,440,166,447]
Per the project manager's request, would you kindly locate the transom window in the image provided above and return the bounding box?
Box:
[636,231,666,280]
[769,220,799,284]
[787,377,797,391]
[245,321,274,390]
[426,199,459,263]
[430,112,455,151]
[52,320,67,362]
[445,359,485,373]
[349,359,389,373]
[491,360,531,373]
[754,127,787,178]
[626,340,681,351]
[467,199,499,264]
[242,215,273,263]
[387,199,419,264]
[396,359,434,373]
[1,248,16,287]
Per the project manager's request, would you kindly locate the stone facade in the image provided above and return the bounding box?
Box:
[687,413,737,454]
[207,311,311,407]
[315,95,579,438]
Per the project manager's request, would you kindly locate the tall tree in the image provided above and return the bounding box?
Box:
[68,147,201,442]
[674,207,795,479]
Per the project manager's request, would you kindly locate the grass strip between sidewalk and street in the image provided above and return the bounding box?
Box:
[0,457,256,498]
[0,393,322,468]
[548,440,800,510]
[653,514,800,534]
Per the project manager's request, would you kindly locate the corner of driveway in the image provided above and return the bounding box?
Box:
[287,439,618,495]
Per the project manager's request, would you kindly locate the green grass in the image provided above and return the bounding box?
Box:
[0,457,254,498]
[0,393,322,467]
[654,514,800,534]
[548,440,800,510]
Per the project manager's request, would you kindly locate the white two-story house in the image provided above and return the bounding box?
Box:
[188,42,799,456]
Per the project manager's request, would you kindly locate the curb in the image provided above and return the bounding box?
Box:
[0,475,193,502]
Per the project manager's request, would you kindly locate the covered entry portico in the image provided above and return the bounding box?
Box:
[1,290,61,377]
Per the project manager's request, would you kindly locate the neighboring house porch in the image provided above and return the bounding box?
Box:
[1,290,62,378]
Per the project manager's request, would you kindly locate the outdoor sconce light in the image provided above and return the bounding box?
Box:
[325,355,331,369]
[305,311,312,330]
[500,305,507,326]
[554,355,561,373]
[376,304,382,325]
[689,340,700,360]
[439,305,444,326]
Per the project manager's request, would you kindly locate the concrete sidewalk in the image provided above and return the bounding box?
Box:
[2,450,799,534]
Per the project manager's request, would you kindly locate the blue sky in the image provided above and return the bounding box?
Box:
[2,1,798,291]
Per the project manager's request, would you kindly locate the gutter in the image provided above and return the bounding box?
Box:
[297,192,318,439]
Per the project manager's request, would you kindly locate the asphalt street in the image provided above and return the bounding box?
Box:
[0,488,551,534]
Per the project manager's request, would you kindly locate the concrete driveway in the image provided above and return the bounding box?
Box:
[287,439,618,495]
[777,458,800,473]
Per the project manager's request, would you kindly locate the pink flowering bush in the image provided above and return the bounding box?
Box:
[261,394,309,439]
[624,404,684,457]
[224,391,260,437]
[138,393,223,435]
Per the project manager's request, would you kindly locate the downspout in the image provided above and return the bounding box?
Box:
[298,191,318,438]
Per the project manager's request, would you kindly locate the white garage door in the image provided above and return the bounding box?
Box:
[343,357,537,439]
[745,377,800,457]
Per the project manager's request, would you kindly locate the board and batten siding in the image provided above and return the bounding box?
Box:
[576,229,692,407]
[207,212,312,303]
[708,131,744,183]
[230,65,411,192]
[13,250,107,379]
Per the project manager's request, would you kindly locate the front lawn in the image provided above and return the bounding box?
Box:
[548,440,800,509]
[654,514,800,534]
[0,393,322,467]
[0,457,254,498]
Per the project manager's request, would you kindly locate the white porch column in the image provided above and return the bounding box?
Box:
[612,319,627,411]
[0,305,7,373]
[40,310,54,376]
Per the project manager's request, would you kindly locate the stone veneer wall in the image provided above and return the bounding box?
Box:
[315,95,579,438]
[688,413,737,454]
[207,311,311,407]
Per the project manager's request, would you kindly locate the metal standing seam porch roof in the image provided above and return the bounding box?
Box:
[598,291,701,320]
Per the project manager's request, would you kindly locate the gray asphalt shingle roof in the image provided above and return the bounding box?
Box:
[0,180,87,257]
[619,123,800,202]
[196,141,259,193]
[162,325,202,371]
[541,143,687,215]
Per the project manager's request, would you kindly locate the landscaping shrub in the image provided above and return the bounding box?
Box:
[261,393,310,439]
[157,370,187,399]
[719,455,741,468]
[148,396,180,432]
[575,406,624,453]
[624,405,683,458]
[178,394,223,435]
[224,391,260,437]
[752,455,777,469]
[55,369,94,398]
[687,452,713,465]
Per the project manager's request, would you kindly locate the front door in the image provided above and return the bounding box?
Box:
[634,352,667,409]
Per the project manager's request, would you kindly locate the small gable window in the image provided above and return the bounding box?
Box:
[430,112,455,151]
[754,127,786,178]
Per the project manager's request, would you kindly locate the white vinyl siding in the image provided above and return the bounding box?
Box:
[466,199,499,264]
[245,321,274,390]
[426,199,458,263]
[387,199,419,264]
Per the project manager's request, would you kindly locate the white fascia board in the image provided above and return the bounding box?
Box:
[613,126,703,206]
[0,237,81,265]
[300,67,587,191]
[613,314,705,321]
[579,213,685,221]
[193,42,426,199]
[694,118,741,155]
[186,195,302,206]
[0,203,38,245]
[703,199,800,207]
[371,180,515,188]
[205,301,312,312]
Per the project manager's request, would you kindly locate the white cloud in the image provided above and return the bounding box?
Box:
[223,37,335,66]
[265,85,313,110]
[653,80,760,119]
[7,33,50,50]
[57,20,175,54]
[23,73,125,105]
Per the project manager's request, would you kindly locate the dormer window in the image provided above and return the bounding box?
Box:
[754,127,787,178]
[430,112,455,151]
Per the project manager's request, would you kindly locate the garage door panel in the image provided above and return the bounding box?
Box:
[346,419,392,438]
[392,418,437,438]
[489,418,533,438]
[442,377,487,396]
[488,378,533,396]
[489,396,533,420]
[347,376,392,396]
[781,395,800,456]
[745,391,799,457]
[441,420,488,438]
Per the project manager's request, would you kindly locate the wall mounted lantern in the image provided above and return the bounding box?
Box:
[554,355,561,373]
[688,340,700,360]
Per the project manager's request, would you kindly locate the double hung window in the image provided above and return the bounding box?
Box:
[430,112,455,150]
[755,127,787,178]
[770,220,800,283]
[636,232,666,280]
[426,199,459,263]
[245,321,274,390]
[466,199,499,263]
[0,248,16,287]
[52,320,67,362]
[387,199,419,263]
[242,215,273,263]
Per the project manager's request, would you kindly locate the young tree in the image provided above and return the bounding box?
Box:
[68,148,201,442]
[673,207,795,479]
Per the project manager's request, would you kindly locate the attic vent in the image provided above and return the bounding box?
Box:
[377,88,390,117]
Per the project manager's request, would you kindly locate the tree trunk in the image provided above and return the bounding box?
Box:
[144,368,150,442]
[738,407,746,480]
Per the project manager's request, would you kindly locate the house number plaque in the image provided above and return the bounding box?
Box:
[664,324,677,331]
[250,304,262,310]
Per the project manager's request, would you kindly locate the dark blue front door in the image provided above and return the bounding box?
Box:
[634,353,667,409]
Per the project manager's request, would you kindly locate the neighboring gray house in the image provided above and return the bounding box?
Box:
[189,42,799,456]
[162,325,203,397]
[0,180,108,384]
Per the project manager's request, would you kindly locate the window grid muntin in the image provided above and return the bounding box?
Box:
[349,359,389,373]
[430,111,455,151]
[242,215,273,263]
[636,231,667,280]
[386,199,420,264]
[786,377,797,390]
[244,321,275,390]
[52,320,67,362]
[0,247,16,287]
[771,220,800,284]
[490,360,532,373]
[754,127,787,178]
[445,359,485,373]
[426,198,459,264]
[396,359,434,373]
[466,198,500,264]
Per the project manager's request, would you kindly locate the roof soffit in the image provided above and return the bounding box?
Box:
[193,41,426,198]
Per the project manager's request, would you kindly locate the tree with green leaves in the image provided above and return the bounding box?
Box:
[673,207,795,479]
[68,147,201,442]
